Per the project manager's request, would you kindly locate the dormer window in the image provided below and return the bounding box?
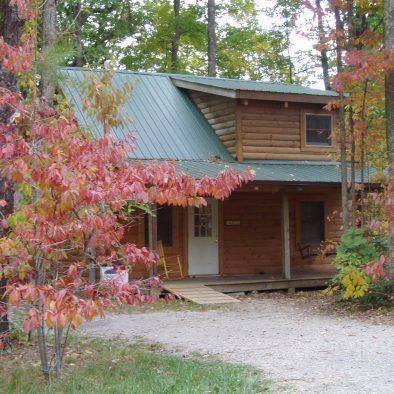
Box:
[301,110,335,152]
[305,114,332,146]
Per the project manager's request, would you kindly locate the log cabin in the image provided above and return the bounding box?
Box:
[60,68,368,293]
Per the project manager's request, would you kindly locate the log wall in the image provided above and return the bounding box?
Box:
[221,186,342,275]
[238,100,336,161]
[188,91,237,157]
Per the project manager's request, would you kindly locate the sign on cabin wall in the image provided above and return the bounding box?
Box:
[225,220,241,226]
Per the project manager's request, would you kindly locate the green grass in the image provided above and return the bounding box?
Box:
[1,339,269,394]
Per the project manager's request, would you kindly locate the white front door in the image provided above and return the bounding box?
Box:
[188,199,219,276]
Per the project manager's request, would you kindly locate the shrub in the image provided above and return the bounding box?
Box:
[332,227,391,307]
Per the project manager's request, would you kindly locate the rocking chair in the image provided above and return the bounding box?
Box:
[157,240,184,279]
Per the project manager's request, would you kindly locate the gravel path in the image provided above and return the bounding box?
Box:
[83,298,394,393]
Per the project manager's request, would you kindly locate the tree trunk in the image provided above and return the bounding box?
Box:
[384,0,394,288]
[0,0,24,340]
[54,326,63,378]
[349,107,356,226]
[171,0,181,73]
[333,4,349,232]
[73,2,84,67]
[42,0,57,103]
[207,0,217,77]
[315,0,331,89]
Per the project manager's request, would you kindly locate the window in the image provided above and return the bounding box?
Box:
[194,205,212,237]
[300,201,325,244]
[144,205,173,247]
[305,114,332,147]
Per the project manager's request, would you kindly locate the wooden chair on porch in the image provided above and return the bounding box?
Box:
[157,240,184,279]
[297,242,336,259]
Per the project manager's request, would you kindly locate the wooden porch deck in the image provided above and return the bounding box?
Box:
[164,272,334,295]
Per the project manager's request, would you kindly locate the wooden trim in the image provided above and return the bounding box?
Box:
[171,79,236,98]
[243,152,331,161]
[182,207,189,276]
[218,200,224,275]
[148,203,158,276]
[300,109,337,153]
[281,194,291,279]
[235,100,244,162]
[236,90,338,104]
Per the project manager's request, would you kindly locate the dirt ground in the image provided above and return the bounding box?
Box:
[83,292,394,393]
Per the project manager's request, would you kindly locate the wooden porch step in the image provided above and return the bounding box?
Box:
[162,283,241,305]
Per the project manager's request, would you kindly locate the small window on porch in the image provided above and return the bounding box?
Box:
[144,205,173,247]
[300,201,325,244]
[194,205,212,237]
[305,114,332,147]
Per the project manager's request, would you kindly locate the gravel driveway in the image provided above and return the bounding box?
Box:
[83,297,394,393]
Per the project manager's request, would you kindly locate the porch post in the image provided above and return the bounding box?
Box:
[281,194,291,279]
[148,203,158,276]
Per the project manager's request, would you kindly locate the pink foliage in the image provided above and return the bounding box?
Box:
[0,0,254,347]
[365,255,389,283]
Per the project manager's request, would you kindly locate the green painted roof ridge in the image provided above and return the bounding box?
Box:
[59,67,338,97]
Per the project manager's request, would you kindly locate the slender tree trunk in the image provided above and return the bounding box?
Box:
[171,0,181,72]
[0,0,24,341]
[349,107,356,226]
[359,80,368,225]
[333,4,349,232]
[36,255,50,381]
[315,0,331,90]
[54,326,63,377]
[88,246,96,283]
[42,0,57,103]
[384,0,394,288]
[286,30,294,84]
[207,0,217,77]
[73,2,84,67]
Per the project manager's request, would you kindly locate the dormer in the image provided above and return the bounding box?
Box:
[171,76,339,162]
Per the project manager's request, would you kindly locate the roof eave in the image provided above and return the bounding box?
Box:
[171,78,236,98]
[171,78,339,104]
[235,90,338,104]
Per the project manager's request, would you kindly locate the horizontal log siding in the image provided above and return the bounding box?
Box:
[221,187,341,276]
[239,100,333,161]
[188,91,237,157]
[123,215,146,279]
[222,192,283,275]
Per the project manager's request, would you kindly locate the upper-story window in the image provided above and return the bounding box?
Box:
[305,114,332,147]
[304,113,333,147]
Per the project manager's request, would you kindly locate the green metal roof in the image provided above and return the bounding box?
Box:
[174,160,366,184]
[59,68,232,161]
[171,75,339,97]
[59,67,358,184]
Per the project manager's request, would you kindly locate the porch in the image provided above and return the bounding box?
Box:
[127,181,342,287]
[164,272,335,294]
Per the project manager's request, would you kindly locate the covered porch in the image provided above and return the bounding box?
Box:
[123,160,347,288]
[128,182,342,289]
